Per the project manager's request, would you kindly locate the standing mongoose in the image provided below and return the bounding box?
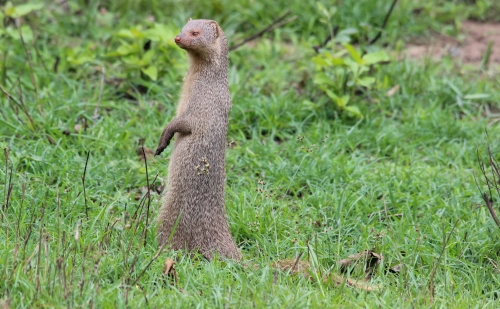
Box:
[155,19,241,260]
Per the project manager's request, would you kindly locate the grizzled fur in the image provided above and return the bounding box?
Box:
[155,19,241,260]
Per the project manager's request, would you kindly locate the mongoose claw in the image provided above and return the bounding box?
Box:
[154,141,168,156]
[154,147,164,157]
[155,128,174,156]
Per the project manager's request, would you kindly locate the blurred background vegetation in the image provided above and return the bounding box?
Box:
[1,0,500,307]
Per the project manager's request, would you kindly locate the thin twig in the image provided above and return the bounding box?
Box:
[313,26,339,53]
[487,257,500,273]
[474,131,500,229]
[292,251,304,272]
[368,0,399,45]
[82,151,90,220]
[482,192,500,229]
[229,11,295,51]
[0,84,36,129]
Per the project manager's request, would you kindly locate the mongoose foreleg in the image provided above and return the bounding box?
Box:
[155,116,192,156]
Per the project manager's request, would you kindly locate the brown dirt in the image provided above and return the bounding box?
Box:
[404,21,500,66]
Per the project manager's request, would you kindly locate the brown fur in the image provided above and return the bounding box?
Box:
[155,19,241,260]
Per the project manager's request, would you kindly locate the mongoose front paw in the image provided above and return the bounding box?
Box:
[155,129,174,156]
[154,143,168,156]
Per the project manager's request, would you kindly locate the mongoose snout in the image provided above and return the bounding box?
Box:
[155,19,241,260]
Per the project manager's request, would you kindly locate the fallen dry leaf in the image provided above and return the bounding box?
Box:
[340,249,383,280]
[272,258,311,279]
[163,257,178,285]
[273,257,380,292]
[0,298,11,309]
[340,250,383,271]
[386,84,400,97]
[329,274,380,292]
[388,263,404,274]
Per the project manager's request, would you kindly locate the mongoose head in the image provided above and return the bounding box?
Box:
[174,19,226,60]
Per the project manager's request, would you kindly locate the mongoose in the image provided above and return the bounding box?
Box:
[155,19,241,260]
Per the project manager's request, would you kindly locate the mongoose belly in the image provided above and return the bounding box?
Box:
[158,133,239,260]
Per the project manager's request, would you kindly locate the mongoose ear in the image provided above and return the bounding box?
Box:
[188,18,192,22]
[209,21,220,38]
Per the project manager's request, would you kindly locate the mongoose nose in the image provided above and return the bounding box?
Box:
[174,36,181,43]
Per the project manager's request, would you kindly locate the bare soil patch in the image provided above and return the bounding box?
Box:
[404,21,500,66]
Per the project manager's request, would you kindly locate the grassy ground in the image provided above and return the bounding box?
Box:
[1,0,500,307]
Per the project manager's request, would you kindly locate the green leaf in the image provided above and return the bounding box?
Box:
[312,56,331,68]
[316,2,330,18]
[343,105,363,117]
[5,2,43,17]
[324,88,338,101]
[5,25,33,42]
[314,73,335,86]
[344,44,362,64]
[337,95,350,108]
[113,42,137,56]
[122,56,141,66]
[343,58,359,74]
[141,49,155,66]
[329,57,345,65]
[362,51,390,65]
[463,93,490,100]
[335,28,358,43]
[117,29,135,39]
[130,27,145,38]
[142,66,158,81]
[357,76,375,88]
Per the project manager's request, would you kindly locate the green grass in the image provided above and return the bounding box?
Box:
[1,0,500,307]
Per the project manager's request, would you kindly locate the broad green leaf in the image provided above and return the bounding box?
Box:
[114,42,136,56]
[141,49,155,66]
[142,65,158,81]
[316,2,330,18]
[302,100,319,110]
[122,56,141,66]
[343,58,359,75]
[344,105,363,117]
[130,27,145,38]
[147,23,178,42]
[362,50,390,65]
[314,73,335,86]
[4,2,15,16]
[336,28,358,37]
[330,57,345,65]
[117,29,135,39]
[312,56,331,68]
[337,95,350,108]
[335,28,358,43]
[6,2,43,17]
[5,25,33,42]
[357,76,375,88]
[344,44,362,64]
[324,88,338,101]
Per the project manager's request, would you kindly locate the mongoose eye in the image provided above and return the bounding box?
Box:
[192,32,199,36]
